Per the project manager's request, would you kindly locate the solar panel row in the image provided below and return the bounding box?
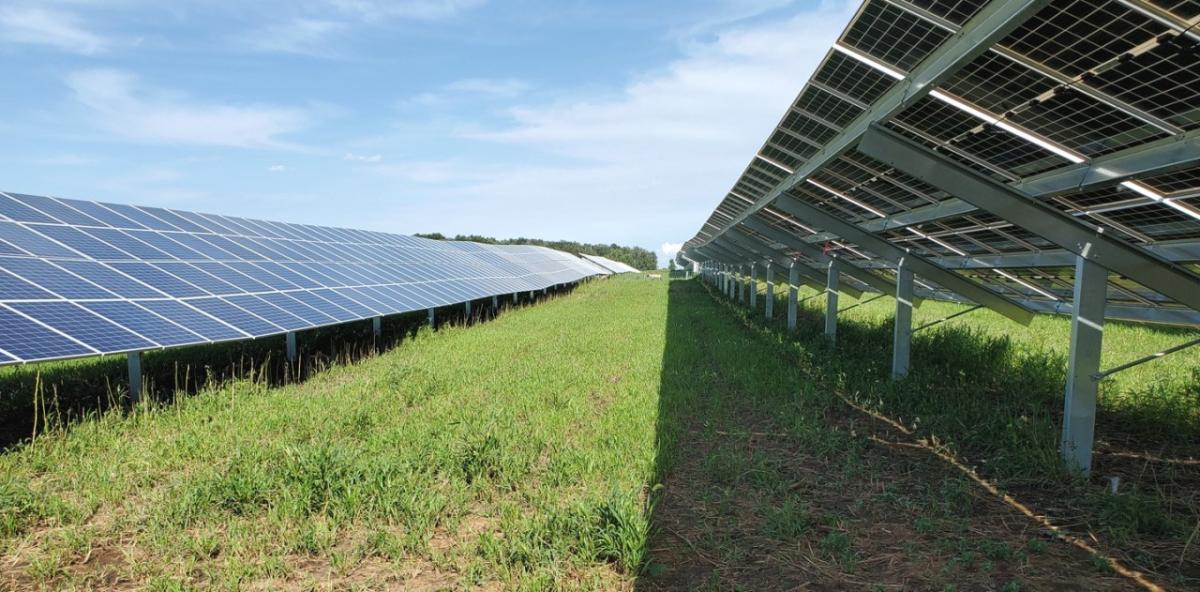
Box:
[580,254,641,274]
[684,0,1200,327]
[0,191,603,365]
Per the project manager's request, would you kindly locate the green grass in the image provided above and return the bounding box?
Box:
[1,275,1197,590]
[0,279,667,589]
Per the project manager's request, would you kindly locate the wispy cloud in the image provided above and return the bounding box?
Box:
[65,68,312,149]
[344,152,383,163]
[31,154,95,167]
[446,78,530,98]
[661,242,683,257]
[239,18,347,56]
[268,164,288,172]
[0,6,113,54]
[358,1,856,261]
[326,0,487,22]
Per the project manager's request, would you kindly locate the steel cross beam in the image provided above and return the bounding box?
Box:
[697,243,743,264]
[772,193,1035,325]
[741,217,897,296]
[862,240,1200,270]
[804,127,1200,245]
[694,0,1049,247]
[722,230,851,295]
[860,123,1200,313]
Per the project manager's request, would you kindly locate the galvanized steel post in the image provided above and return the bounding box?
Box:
[787,261,799,332]
[127,351,142,403]
[1061,256,1107,475]
[825,259,840,341]
[749,263,758,309]
[764,262,774,319]
[892,260,914,380]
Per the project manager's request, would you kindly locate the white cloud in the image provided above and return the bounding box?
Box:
[32,154,95,166]
[240,18,347,56]
[268,164,288,172]
[398,1,858,249]
[446,78,530,98]
[65,69,311,149]
[661,242,683,257]
[344,152,383,163]
[325,0,487,22]
[0,6,112,54]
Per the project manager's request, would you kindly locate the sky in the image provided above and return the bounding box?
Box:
[0,0,856,266]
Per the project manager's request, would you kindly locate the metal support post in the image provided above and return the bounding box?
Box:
[764,263,774,319]
[787,261,799,332]
[492,296,499,311]
[1061,256,1107,475]
[738,266,746,303]
[128,351,142,403]
[825,259,840,341]
[372,316,382,338]
[465,300,472,319]
[286,331,297,362]
[428,308,435,329]
[892,260,914,380]
[749,263,758,309]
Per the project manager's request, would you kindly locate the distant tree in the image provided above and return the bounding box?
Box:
[414,232,655,270]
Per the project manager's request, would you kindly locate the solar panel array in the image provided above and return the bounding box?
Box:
[580,254,641,274]
[0,191,604,365]
[683,0,1200,326]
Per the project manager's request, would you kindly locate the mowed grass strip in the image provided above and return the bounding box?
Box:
[1,278,667,590]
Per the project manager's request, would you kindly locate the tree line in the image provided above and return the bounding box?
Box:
[414,233,657,271]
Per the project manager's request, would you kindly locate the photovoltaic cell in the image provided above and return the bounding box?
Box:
[136,300,246,341]
[81,301,204,346]
[0,306,94,361]
[187,297,281,336]
[8,301,157,352]
[0,257,115,299]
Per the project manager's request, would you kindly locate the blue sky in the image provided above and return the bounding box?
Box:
[0,0,855,265]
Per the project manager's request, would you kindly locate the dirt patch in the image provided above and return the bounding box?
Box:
[639,400,1146,591]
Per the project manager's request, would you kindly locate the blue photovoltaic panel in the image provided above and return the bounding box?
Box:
[54,260,165,299]
[187,298,281,337]
[7,301,157,353]
[0,194,58,224]
[0,307,94,361]
[0,257,116,299]
[225,295,311,331]
[31,225,132,260]
[0,191,605,365]
[137,300,246,341]
[192,262,274,292]
[312,288,377,317]
[6,194,105,226]
[259,292,338,326]
[0,268,58,300]
[290,290,357,322]
[82,228,174,260]
[109,263,209,298]
[81,301,204,347]
[0,222,81,258]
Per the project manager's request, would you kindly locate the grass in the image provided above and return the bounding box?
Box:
[0,275,1197,590]
[1,280,666,589]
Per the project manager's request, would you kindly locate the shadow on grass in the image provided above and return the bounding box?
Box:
[0,287,575,450]
[641,278,1198,590]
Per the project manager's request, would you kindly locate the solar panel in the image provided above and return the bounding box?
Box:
[580,254,640,274]
[0,192,605,366]
[684,0,1200,327]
